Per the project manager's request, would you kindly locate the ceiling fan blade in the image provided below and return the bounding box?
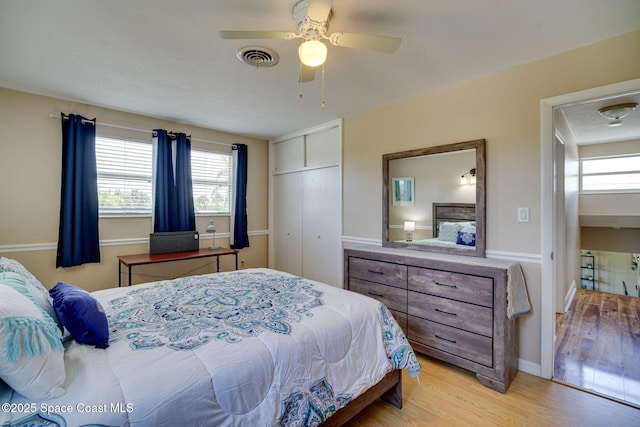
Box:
[299,64,316,83]
[329,32,401,53]
[218,30,295,40]
[306,0,333,22]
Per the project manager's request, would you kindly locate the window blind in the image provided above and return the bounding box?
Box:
[96,137,153,214]
[191,148,232,214]
[96,137,232,215]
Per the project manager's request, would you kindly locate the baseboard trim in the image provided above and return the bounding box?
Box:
[564,280,577,312]
[518,359,541,377]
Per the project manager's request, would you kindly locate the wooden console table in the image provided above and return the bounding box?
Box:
[117,247,239,287]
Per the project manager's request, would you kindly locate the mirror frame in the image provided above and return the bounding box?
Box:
[382,139,486,257]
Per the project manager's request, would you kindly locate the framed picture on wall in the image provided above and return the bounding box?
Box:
[392,177,414,206]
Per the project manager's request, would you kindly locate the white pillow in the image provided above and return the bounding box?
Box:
[460,225,476,233]
[438,222,462,242]
[0,285,66,400]
[0,257,61,331]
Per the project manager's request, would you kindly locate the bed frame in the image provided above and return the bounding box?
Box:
[321,369,402,426]
[432,202,476,238]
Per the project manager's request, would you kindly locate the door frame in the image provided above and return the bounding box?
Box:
[539,78,640,379]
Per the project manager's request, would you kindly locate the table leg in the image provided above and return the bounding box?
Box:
[235,253,238,270]
[118,261,122,287]
[128,266,132,287]
[217,256,220,272]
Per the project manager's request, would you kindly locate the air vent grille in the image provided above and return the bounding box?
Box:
[237,46,279,67]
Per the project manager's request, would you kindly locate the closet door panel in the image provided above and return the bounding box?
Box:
[273,172,303,276]
[302,166,341,287]
[273,136,304,171]
[306,127,341,168]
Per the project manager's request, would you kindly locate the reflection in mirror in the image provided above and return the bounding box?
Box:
[382,139,486,257]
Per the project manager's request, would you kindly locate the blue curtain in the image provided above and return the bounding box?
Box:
[153,129,195,232]
[174,133,195,231]
[56,114,100,268]
[231,144,249,249]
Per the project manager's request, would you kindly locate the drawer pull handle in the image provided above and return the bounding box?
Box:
[367,270,384,275]
[435,281,457,289]
[435,308,457,316]
[368,291,384,298]
[435,334,457,344]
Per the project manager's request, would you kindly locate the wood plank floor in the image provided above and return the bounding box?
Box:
[342,354,640,426]
[554,289,640,407]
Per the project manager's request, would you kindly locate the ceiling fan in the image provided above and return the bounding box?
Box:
[219,0,401,83]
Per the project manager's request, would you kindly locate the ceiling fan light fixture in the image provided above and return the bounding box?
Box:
[298,39,327,67]
[598,102,638,120]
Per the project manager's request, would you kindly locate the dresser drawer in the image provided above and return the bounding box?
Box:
[408,266,493,307]
[408,316,493,367]
[349,257,407,289]
[349,278,407,313]
[408,291,493,337]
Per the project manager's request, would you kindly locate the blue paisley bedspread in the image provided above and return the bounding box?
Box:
[1,269,421,427]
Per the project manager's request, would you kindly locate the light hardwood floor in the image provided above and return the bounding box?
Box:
[555,289,640,407]
[343,354,640,427]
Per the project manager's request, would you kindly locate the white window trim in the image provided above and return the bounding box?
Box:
[579,153,640,194]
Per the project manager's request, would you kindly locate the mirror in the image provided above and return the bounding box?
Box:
[383,139,486,257]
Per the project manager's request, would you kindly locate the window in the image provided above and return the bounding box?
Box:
[191,148,232,214]
[580,154,640,192]
[96,137,232,216]
[96,137,153,215]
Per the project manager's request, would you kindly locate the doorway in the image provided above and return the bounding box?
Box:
[541,78,640,407]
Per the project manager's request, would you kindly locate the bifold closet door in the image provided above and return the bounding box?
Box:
[302,166,341,287]
[273,172,303,276]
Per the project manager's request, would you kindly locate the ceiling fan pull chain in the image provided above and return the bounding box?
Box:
[299,64,304,103]
[321,64,325,110]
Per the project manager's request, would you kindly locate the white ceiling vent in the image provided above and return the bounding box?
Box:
[237,46,279,67]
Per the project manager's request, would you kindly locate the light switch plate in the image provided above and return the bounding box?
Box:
[517,207,529,223]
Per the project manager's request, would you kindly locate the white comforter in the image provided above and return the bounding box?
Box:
[1,268,420,427]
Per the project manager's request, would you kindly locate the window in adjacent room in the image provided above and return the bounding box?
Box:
[96,136,232,216]
[580,154,640,192]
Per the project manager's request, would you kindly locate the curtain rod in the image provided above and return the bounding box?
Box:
[50,114,232,147]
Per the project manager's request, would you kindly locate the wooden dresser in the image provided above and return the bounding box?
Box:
[344,247,518,393]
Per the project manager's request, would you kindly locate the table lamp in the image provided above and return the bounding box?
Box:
[206,220,219,250]
[404,221,415,242]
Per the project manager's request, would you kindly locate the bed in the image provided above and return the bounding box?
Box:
[0,258,421,427]
[411,203,476,249]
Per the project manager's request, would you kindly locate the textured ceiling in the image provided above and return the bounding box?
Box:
[1,0,639,140]
[558,91,640,145]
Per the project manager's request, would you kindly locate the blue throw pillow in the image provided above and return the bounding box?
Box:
[49,282,109,348]
[456,230,476,247]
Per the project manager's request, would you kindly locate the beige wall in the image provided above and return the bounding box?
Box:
[343,30,640,368]
[0,88,269,292]
[581,227,640,254]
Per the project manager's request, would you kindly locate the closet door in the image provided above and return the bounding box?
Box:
[302,166,341,287]
[273,172,303,276]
